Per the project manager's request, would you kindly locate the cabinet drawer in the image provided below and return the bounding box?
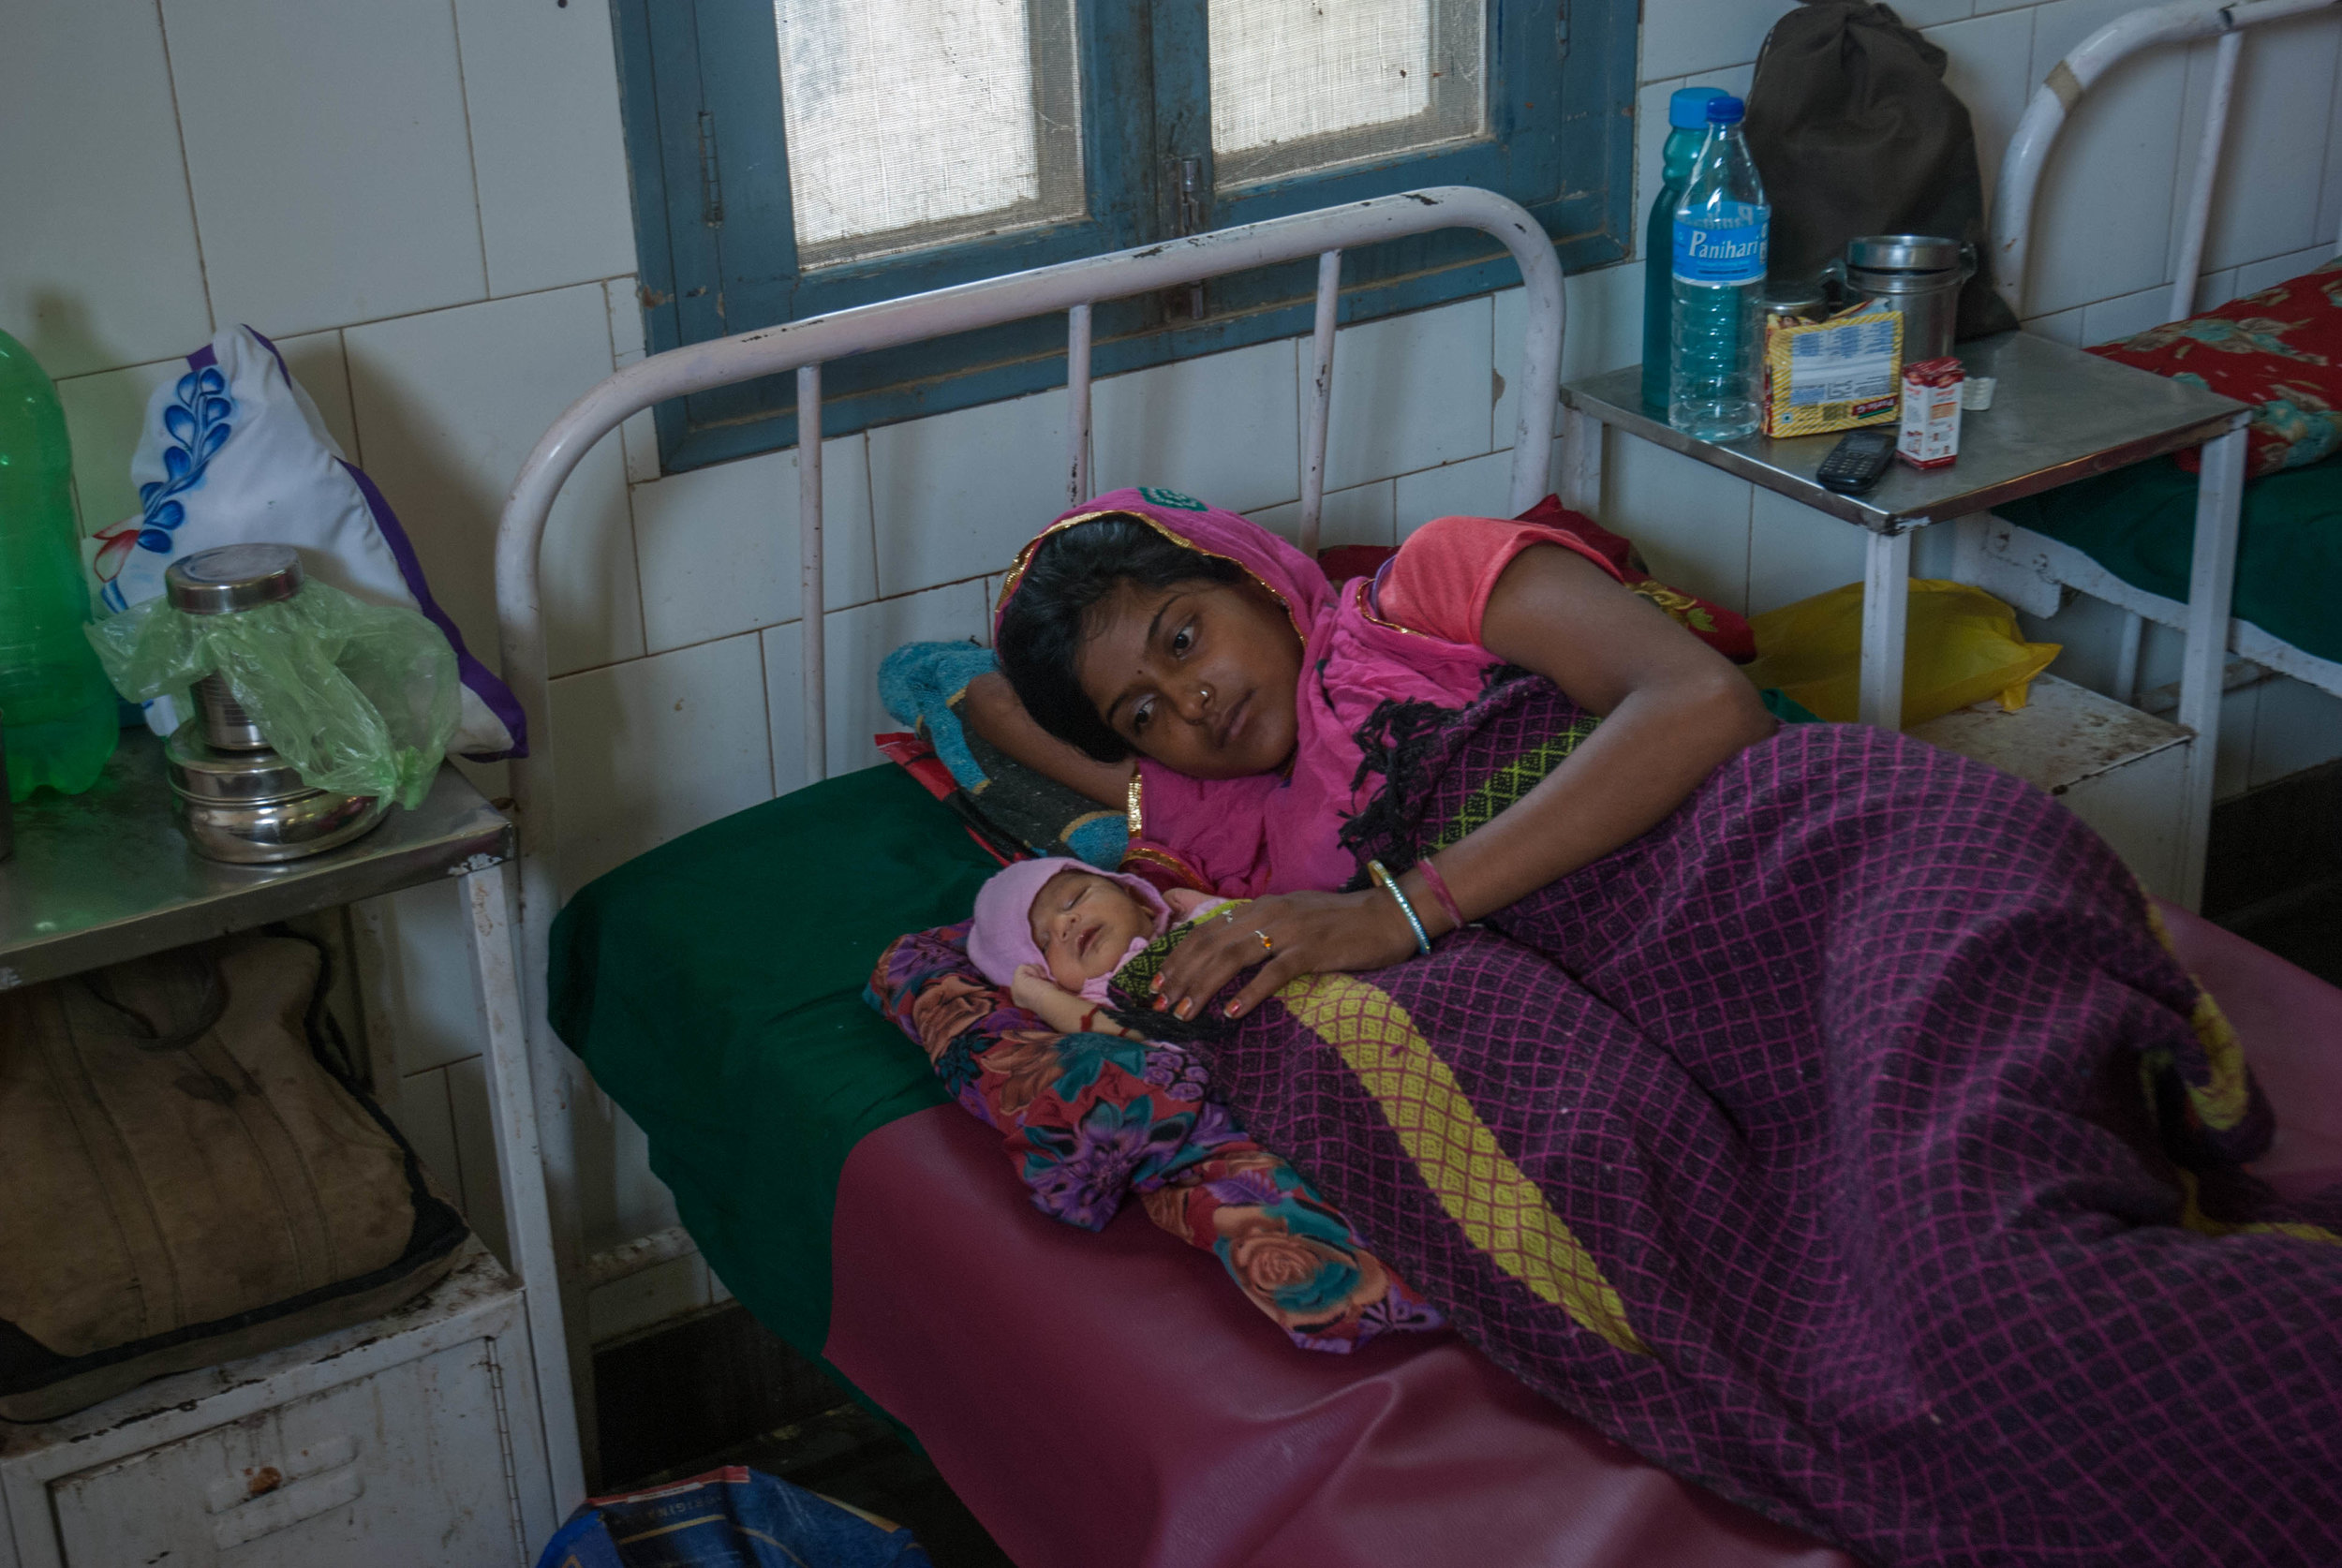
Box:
[49,1337,526,1568]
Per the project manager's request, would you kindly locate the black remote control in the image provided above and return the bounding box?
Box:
[1816,426,1897,494]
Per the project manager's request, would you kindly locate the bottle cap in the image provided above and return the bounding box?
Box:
[1705,96,1746,126]
[1668,87,1729,129]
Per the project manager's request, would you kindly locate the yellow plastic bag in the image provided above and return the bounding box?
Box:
[1741,579,2060,727]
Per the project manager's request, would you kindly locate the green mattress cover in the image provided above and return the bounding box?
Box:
[1996,451,2342,667]
[547,762,1001,1354]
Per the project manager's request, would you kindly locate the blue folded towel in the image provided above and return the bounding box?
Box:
[878,641,1128,869]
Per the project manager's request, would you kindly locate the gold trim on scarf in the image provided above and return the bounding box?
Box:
[1349,575,1435,638]
[1118,842,1211,891]
[995,509,1307,642]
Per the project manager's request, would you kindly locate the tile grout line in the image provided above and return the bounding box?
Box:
[55,273,642,387]
[755,620,780,794]
[600,278,654,660]
[334,329,364,467]
[444,0,495,302]
[150,0,216,342]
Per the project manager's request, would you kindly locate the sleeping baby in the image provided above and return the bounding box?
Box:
[967,856,1224,1036]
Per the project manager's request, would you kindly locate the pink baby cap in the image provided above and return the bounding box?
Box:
[968,856,1169,1000]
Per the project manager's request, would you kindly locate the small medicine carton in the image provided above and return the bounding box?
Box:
[1761,308,1903,438]
[1897,357,1965,469]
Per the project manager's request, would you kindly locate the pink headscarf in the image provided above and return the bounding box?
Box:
[993,487,1503,897]
[967,855,1171,999]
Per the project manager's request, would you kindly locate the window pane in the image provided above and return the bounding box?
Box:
[774,0,1083,268]
[1208,0,1485,189]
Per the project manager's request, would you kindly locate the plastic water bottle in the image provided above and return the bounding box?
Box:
[1641,86,1728,411]
[1669,96,1770,442]
[0,330,118,801]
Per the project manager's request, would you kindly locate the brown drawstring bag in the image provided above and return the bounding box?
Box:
[0,936,467,1421]
[1744,0,2020,341]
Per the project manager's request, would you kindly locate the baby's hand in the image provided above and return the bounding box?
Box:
[1164,886,1211,919]
[1011,964,1074,1016]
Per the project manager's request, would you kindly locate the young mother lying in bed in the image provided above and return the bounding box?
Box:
[956,487,2342,1568]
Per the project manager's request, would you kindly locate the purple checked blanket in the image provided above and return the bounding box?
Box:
[1111,673,2342,1567]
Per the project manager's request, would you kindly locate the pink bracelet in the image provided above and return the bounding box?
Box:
[1415,858,1465,931]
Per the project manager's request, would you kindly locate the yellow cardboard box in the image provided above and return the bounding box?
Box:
[1762,308,1903,438]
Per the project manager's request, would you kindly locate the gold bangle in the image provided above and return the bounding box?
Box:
[1125,769,1144,836]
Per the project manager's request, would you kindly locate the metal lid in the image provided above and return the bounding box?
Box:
[1760,278,1829,315]
[165,542,305,615]
[1845,234,1966,273]
[164,724,320,804]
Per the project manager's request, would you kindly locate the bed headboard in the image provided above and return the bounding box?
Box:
[488,190,1573,1361]
[496,186,1562,832]
[1991,0,2342,323]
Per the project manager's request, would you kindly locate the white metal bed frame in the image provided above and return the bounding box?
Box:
[476,3,2342,1486]
[492,186,1568,1486]
[1984,0,2342,719]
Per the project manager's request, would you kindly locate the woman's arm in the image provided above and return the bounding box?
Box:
[960,670,1133,807]
[1152,544,1775,1021]
[1413,543,1775,919]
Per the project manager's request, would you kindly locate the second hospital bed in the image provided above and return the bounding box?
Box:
[497,188,2342,1562]
[1979,0,2342,709]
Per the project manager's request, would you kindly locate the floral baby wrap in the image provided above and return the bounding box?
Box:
[866,920,1441,1353]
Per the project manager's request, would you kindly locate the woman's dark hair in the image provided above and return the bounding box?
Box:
[996,515,1243,762]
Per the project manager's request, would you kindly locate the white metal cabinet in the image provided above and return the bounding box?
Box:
[0,1243,556,1568]
[0,742,586,1538]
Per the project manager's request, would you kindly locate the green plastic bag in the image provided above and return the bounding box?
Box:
[85,579,459,809]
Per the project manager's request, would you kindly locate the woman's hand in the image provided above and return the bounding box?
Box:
[1151,889,1427,1022]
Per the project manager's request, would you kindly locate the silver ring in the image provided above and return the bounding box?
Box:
[1254,928,1275,954]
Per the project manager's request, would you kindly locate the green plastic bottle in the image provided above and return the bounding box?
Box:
[0,330,118,800]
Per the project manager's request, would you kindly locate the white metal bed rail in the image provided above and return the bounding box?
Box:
[491,185,1570,1476]
[1982,0,2342,910]
[1991,0,2342,326]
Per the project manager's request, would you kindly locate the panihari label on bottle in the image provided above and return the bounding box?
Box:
[1672,203,1770,285]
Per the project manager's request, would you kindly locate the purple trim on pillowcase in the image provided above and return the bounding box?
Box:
[187,343,218,373]
[338,458,530,760]
[246,326,294,388]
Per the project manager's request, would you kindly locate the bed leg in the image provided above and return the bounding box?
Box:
[1859,528,1913,732]
[463,856,590,1514]
[2175,422,2247,911]
[2113,611,2145,708]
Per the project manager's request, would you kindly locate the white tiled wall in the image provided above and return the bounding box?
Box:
[15,0,2342,1340]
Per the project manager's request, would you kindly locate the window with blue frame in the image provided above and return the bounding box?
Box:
[611,0,1636,473]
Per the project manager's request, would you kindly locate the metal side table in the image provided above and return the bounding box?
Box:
[1559,330,2251,908]
[0,732,584,1567]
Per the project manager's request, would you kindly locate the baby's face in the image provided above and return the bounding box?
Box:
[1030,870,1154,989]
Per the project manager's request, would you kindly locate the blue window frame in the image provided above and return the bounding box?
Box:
[611,0,1637,474]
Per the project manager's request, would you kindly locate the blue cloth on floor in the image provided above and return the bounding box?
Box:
[533,1467,931,1567]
